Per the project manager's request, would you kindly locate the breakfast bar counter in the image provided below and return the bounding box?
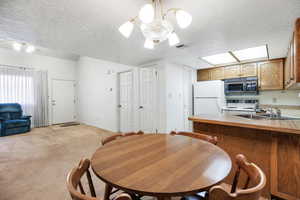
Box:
[189,114,300,200]
[189,114,300,135]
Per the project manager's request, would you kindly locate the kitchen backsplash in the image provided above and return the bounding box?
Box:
[226,90,300,117]
[226,90,300,106]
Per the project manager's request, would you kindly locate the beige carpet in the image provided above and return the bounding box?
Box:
[0,124,116,200]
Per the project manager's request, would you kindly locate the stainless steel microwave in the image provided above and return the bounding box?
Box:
[224,77,258,96]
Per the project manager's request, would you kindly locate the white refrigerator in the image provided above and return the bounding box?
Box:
[193,80,225,115]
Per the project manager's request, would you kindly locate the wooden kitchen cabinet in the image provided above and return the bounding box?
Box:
[285,18,300,89]
[210,67,224,80]
[224,65,241,79]
[258,59,284,90]
[197,69,210,81]
[240,63,257,77]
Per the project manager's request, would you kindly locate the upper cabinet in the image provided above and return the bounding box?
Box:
[240,63,257,77]
[285,18,300,89]
[258,59,284,90]
[224,65,241,79]
[197,59,284,91]
[197,69,210,81]
[210,67,224,80]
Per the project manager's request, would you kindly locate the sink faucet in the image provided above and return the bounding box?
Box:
[275,108,282,118]
[267,107,281,119]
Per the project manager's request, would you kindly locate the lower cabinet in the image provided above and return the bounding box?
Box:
[271,134,300,200]
[193,122,300,200]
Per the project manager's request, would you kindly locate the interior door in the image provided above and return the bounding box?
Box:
[139,67,157,133]
[52,80,76,124]
[118,71,133,132]
[182,68,193,131]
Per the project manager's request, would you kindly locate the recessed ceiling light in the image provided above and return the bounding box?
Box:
[232,45,268,61]
[202,53,237,65]
[12,42,22,52]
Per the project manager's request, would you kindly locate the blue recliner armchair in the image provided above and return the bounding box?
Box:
[0,103,31,136]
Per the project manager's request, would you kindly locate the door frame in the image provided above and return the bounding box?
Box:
[117,70,134,132]
[51,78,76,125]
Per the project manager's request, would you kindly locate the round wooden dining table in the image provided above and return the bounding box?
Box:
[91,134,232,200]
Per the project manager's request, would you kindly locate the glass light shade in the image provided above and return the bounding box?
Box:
[139,4,154,24]
[176,10,192,29]
[12,42,22,51]
[119,21,134,38]
[232,45,268,61]
[26,45,36,53]
[202,53,237,65]
[168,32,180,46]
[144,39,154,49]
[140,20,173,43]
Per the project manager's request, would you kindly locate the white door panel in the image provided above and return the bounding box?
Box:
[119,71,133,132]
[182,68,193,131]
[139,67,157,133]
[52,80,75,124]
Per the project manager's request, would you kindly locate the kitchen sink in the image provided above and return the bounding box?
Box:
[235,114,300,120]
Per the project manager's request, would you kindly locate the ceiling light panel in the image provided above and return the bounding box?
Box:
[232,45,268,61]
[202,53,237,65]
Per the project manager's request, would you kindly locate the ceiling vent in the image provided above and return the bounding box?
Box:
[176,44,187,49]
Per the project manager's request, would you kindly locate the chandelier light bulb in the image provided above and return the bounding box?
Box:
[144,39,154,49]
[176,10,192,29]
[139,4,154,24]
[119,21,134,38]
[26,45,36,53]
[12,42,22,52]
[168,32,180,46]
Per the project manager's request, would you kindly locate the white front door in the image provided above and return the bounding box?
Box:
[52,80,76,124]
[139,67,157,133]
[118,71,134,132]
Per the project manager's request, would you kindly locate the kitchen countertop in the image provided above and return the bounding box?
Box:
[189,114,300,135]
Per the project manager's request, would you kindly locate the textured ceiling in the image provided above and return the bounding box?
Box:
[0,0,300,68]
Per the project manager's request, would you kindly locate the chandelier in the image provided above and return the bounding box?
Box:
[118,0,192,49]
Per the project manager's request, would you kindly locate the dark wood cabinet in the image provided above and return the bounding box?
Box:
[285,18,300,89]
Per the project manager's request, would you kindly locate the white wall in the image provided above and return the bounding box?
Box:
[142,61,196,133]
[0,48,77,124]
[164,63,196,132]
[76,56,138,132]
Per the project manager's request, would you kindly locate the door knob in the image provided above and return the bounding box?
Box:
[139,106,144,109]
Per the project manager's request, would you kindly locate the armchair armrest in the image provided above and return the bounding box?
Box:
[20,115,32,120]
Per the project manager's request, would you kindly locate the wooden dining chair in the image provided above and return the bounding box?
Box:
[170,131,218,145]
[67,158,133,200]
[208,154,266,200]
[101,134,123,146]
[123,131,144,137]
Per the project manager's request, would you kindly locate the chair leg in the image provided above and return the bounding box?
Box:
[104,184,113,200]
